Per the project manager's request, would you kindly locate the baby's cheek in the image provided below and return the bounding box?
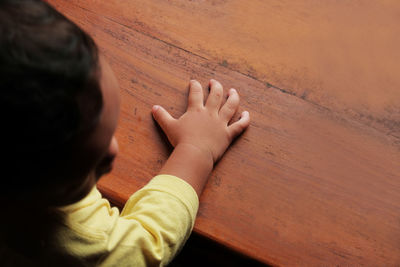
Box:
[108,136,119,157]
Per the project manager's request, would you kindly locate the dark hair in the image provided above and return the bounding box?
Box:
[0,0,103,195]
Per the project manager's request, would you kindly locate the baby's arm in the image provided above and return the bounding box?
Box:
[61,80,250,266]
[152,79,250,196]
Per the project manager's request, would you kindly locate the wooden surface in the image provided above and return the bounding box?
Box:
[48,1,400,265]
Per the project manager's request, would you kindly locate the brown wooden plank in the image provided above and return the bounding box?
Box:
[47,1,400,266]
[60,0,400,138]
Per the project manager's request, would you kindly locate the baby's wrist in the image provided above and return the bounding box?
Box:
[159,142,214,196]
[175,143,214,169]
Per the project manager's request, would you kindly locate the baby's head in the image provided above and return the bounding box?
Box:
[0,0,120,206]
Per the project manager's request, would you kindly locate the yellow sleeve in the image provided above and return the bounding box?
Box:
[58,175,199,267]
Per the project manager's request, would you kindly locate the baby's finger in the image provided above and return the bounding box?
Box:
[205,79,223,112]
[228,111,250,140]
[188,80,204,110]
[219,88,239,123]
[152,105,175,133]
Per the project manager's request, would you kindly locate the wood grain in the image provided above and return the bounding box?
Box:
[59,0,400,138]
[47,1,400,266]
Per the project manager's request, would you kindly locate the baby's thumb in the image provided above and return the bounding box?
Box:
[152,105,174,133]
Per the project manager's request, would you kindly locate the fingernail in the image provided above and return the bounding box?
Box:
[152,105,160,112]
[229,88,236,95]
[242,111,249,117]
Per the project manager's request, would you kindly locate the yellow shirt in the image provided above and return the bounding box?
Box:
[57,174,199,266]
[0,174,198,266]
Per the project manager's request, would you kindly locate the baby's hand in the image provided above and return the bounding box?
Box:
[152,79,250,164]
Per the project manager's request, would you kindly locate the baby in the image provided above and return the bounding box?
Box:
[0,0,250,266]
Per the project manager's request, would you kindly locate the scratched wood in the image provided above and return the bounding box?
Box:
[58,0,400,139]
[47,1,400,266]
